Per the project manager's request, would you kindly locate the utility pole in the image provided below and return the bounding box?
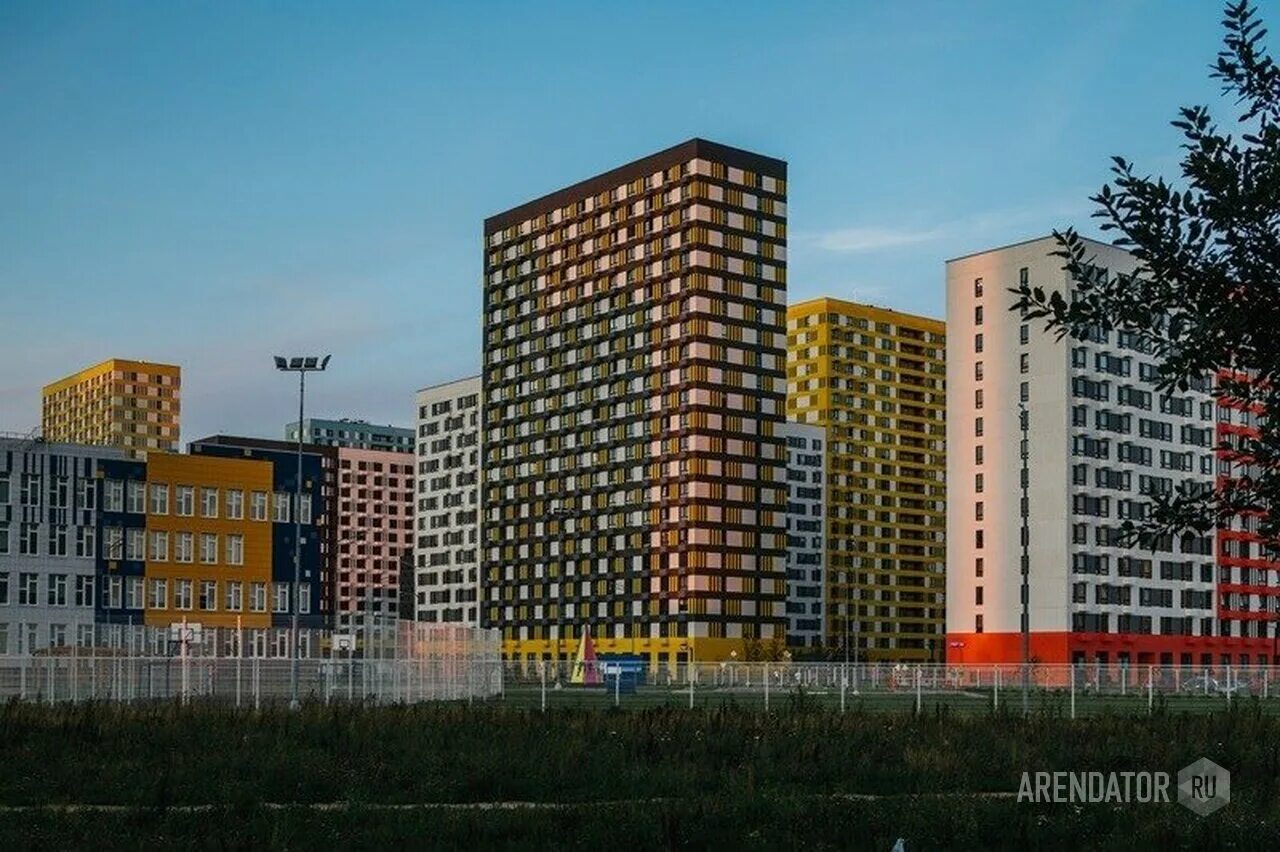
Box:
[1019,402,1030,716]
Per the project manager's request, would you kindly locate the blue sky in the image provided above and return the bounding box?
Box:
[0,0,1229,442]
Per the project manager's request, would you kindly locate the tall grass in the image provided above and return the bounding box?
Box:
[3,700,1279,810]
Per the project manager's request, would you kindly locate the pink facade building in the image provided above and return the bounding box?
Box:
[334,447,415,641]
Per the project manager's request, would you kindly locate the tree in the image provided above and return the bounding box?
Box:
[1013,0,1280,544]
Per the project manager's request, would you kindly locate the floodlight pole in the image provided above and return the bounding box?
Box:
[276,355,330,710]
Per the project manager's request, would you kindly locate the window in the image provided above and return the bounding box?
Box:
[1020,324,1029,345]
[299,585,311,614]
[251,491,268,521]
[201,488,219,519]
[200,533,218,564]
[1020,382,1029,403]
[226,581,243,612]
[126,577,143,610]
[251,582,267,612]
[300,494,313,524]
[150,530,169,562]
[226,534,244,566]
[974,361,984,381]
[18,573,40,606]
[974,417,984,437]
[975,446,984,465]
[175,532,194,563]
[75,575,94,608]
[273,582,289,613]
[273,492,291,523]
[104,480,124,512]
[1020,353,1029,374]
[974,473,984,493]
[106,576,122,609]
[974,333,984,353]
[0,474,8,504]
[176,486,195,516]
[975,389,983,409]
[200,581,217,611]
[0,523,7,555]
[75,526,95,558]
[47,525,68,557]
[47,574,68,606]
[150,484,169,515]
[150,579,168,609]
[975,502,984,521]
[127,481,145,514]
[126,528,145,561]
[175,579,193,610]
[226,490,244,520]
[974,278,984,298]
[104,526,123,560]
[974,305,983,325]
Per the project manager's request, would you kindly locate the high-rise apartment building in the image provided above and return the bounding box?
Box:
[0,437,126,653]
[42,359,181,458]
[414,376,481,625]
[482,138,790,665]
[945,236,1235,667]
[333,446,415,637]
[787,299,946,661]
[286,418,414,454]
[781,423,826,648]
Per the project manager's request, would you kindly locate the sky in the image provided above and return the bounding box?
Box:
[0,0,1233,443]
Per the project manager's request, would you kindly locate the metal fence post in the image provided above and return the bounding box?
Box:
[540,660,547,713]
[993,666,999,712]
[764,662,770,711]
[1070,664,1076,720]
[1147,665,1154,715]
[915,665,922,715]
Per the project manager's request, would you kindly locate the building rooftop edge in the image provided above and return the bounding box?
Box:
[787,297,944,327]
[943,233,1122,264]
[484,138,787,233]
[416,374,483,395]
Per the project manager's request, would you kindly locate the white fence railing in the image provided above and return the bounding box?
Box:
[498,660,1280,715]
[0,621,503,706]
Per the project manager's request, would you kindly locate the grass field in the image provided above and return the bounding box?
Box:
[3,700,1278,849]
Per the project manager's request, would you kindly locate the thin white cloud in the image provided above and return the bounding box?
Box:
[806,195,1095,256]
[813,226,942,253]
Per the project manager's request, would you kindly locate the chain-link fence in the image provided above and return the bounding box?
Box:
[0,621,503,705]
[498,659,1280,716]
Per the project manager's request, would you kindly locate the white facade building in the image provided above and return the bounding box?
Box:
[782,422,826,648]
[413,376,481,625]
[945,236,1221,667]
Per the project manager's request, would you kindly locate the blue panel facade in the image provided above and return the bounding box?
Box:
[96,457,148,625]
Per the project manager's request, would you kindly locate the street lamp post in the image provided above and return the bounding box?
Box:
[275,355,331,710]
[1018,401,1030,716]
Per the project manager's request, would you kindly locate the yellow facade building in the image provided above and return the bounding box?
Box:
[786,298,946,661]
[142,453,274,629]
[42,359,181,458]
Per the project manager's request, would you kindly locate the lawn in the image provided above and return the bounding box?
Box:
[2,700,1278,849]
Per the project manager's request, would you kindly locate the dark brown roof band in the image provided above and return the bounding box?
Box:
[484,138,787,233]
